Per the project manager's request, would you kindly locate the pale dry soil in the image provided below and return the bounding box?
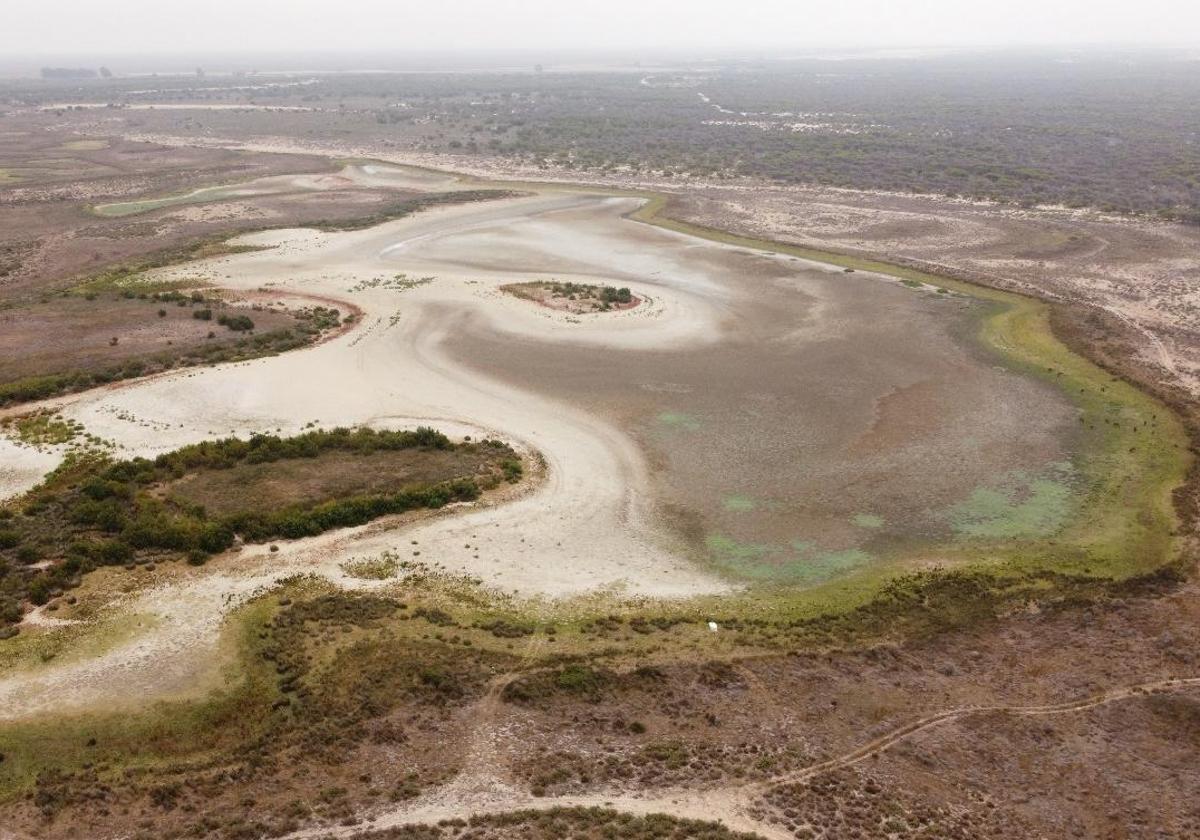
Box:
[134,132,1198,395]
[0,187,1079,723]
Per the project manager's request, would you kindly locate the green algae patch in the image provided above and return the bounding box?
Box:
[705,534,775,574]
[948,482,1071,539]
[706,534,872,586]
[947,465,1075,540]
[657,411,702,432]
[723,494,756,513]
[852,513,886,529]
[626,190,1190,587]
[795,548,873,584]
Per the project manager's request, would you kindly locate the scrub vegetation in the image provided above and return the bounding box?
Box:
[350,809,762,839]
[29,54,1195,219]
[0,278,344,408]
[503,281,637,313]
[0,558,1190,839]
[0,427,521,627]
[0,64,1197,839]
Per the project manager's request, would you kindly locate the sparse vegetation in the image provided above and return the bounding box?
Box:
[0,292,343,408]
[503,281,638,313]
[350,808,763,839]
[308,189,522,232]
[1,411,83,449]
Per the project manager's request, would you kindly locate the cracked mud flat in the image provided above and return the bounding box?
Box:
[0,187,1077,721]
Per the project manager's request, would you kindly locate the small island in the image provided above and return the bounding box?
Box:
[502,280,641,314]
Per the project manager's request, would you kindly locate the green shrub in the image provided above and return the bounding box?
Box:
[26,577,53,606]
[501,458,523,482]
[217,313,255,332]
[0,426,518,625]
[94,540,133,565]
[555,665,604,693]
[600,286,632,304]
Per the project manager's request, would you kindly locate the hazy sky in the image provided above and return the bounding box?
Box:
[5,0,1200,56]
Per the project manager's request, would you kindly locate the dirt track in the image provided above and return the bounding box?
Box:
[283,674,1200,840]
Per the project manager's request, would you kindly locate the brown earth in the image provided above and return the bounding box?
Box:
[165,446,515,518]
[653,186,1200,562]
[664,186,1200,399]
[0,96,1198,840]
[1,572,1197,839]
[0,293,300,384]
[0,118,343,297]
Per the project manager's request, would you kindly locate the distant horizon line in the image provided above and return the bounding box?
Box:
[2,43,1197,82]
[6,41,1200,61]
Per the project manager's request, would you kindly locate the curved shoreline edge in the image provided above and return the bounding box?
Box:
[4,156,1193,619]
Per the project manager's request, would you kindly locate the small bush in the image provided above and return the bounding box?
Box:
[217,314,255,332]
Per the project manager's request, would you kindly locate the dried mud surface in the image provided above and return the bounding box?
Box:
[0,109,1197,840]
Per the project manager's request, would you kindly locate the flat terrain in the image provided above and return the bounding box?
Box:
[6,191,1118,599]
[0,115,462,304]
[14,51,1197,217]
[664,184,1200,397]
[0,176,1184,834]
[0,61,1196,840]
[0,291,305,386]
[166,446,509,518]
[441,205,1075,580]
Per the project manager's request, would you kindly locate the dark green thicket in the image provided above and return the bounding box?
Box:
[216,313,254,332]
[0,428,519,626]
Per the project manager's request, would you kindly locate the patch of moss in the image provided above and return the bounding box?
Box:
[656,411,702,432]
[946,470,1075,539]
[722,494,756,513]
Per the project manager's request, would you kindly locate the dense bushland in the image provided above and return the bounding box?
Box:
[306,55,1200,219]
[0,427,521,627]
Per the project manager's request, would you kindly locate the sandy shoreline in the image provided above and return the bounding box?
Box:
[0,189,739,718]
[0,171,1086,719]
